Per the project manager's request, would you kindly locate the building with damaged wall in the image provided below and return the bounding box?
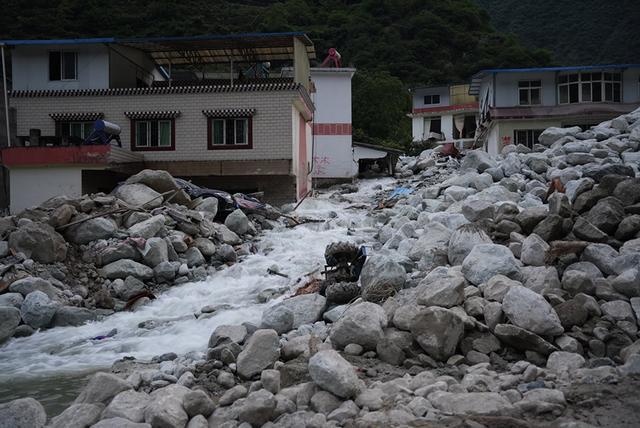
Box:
[0,33,316,212]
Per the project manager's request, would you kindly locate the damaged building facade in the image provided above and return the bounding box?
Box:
[470,64,640,155]
[409,84,479,147]
[0,33,317,212]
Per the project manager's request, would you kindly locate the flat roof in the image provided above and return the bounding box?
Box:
[0,32,316,65]
[353,141,404,154]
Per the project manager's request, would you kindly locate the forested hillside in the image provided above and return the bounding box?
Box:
[476,0,640,66]
[0,0,552,147]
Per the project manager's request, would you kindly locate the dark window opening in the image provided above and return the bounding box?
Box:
[514,129,544,149]
[49,51,77,81]
[424,94,441,105]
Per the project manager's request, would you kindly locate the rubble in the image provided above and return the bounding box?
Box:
[3,109,640,426]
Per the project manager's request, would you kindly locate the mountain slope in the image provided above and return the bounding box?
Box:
[475,0,640,65]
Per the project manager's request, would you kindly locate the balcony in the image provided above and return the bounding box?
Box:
[489,102,640,120]
[0,145,143,168]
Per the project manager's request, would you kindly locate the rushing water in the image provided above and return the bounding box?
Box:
[0,178,394,415]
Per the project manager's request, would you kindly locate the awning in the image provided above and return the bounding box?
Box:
[124,110,181,120]
[202,108,255,118]
[49,112,104,121]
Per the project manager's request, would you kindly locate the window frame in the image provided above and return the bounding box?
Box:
[518,80,542,106]
[207,116,253,150]
[423,94,441,105]
[130,118,175,151]
[513,129,544,149]
[49,51,78,81]
[558,71,621,104]
[55,121,94,139]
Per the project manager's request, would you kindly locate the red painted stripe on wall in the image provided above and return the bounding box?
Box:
[313,123,352,135]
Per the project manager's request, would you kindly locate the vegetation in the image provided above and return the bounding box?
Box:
[0,0,554,148]
[476,0,640,66]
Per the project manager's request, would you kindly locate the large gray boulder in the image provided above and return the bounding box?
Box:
[460,150,497,172]
[236,329,280,379]
[141,237,169,267]
[48,403,103,428]
[0,306,21,343]
[538,126,581,146]
[91,417,151,428]
[429,391,514,416]
[208,324,247,348]
[0,292,23,308]
[582,244,618,275]
[9,221,67,263]
[20,291,58,329]
[584,197,625,234]
[236,389,277,426]
[112,276,147,301]
[359,255,406,302]
[143,384,190,428]
[447,223,492,266]
[520,233,550,266]
[51,306,98,327]
[502,286,563,336]
[329,302,387,351]
[9,277,62,301]
[125,169,191,205]
[113,183,163,208]
[546,351,585,373]
[407,223,451,261]
[493,324,557,355]
[74,372,132,405]
[415,267,465,308]
[462,244,520,285]
[261,305,294,334]
[612,269,640,297]
[268,294,327,328]
[308,350,364,399]
[100,259,154,280]
[194,197,218,217]
[0,397,47,428]
[127,214,166,239]
[224,209,249,235]
[102,390,150,422]
[65,217,117,244]
[410,307,464,361]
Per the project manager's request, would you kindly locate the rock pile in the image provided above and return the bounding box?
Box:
[4,109,640,427]
[0,169,273,342]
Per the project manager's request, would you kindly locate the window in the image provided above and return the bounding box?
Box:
[132,120,173,150]
[56,121,93,139]
[208,117,252,150]
[429,117,441,134]
[558,72,621,104]
[514,129,544,148]
[424,94,441,105]
[518,80,542,105]
[49,51,77,81]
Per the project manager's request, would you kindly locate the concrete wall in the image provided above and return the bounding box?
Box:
[623,68,640,103]
[486,119,562,155]
[494,72,556,107]
[310,69,355,179]
[109,46,160,88]
[11,89,297,162]
[412,87,449,109]
[9,167,83,213]
[12,45,110,91]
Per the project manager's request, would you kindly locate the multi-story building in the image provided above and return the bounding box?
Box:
[408,84,479,146]
[0,33,318,212]
[470,64,640,155]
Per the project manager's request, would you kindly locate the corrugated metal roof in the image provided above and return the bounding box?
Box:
[0,32,316,64]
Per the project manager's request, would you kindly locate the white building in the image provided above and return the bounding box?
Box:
[310,67,357,183]
[408,84,478,146]
[470,64,640,155]
[0,33,317,212]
